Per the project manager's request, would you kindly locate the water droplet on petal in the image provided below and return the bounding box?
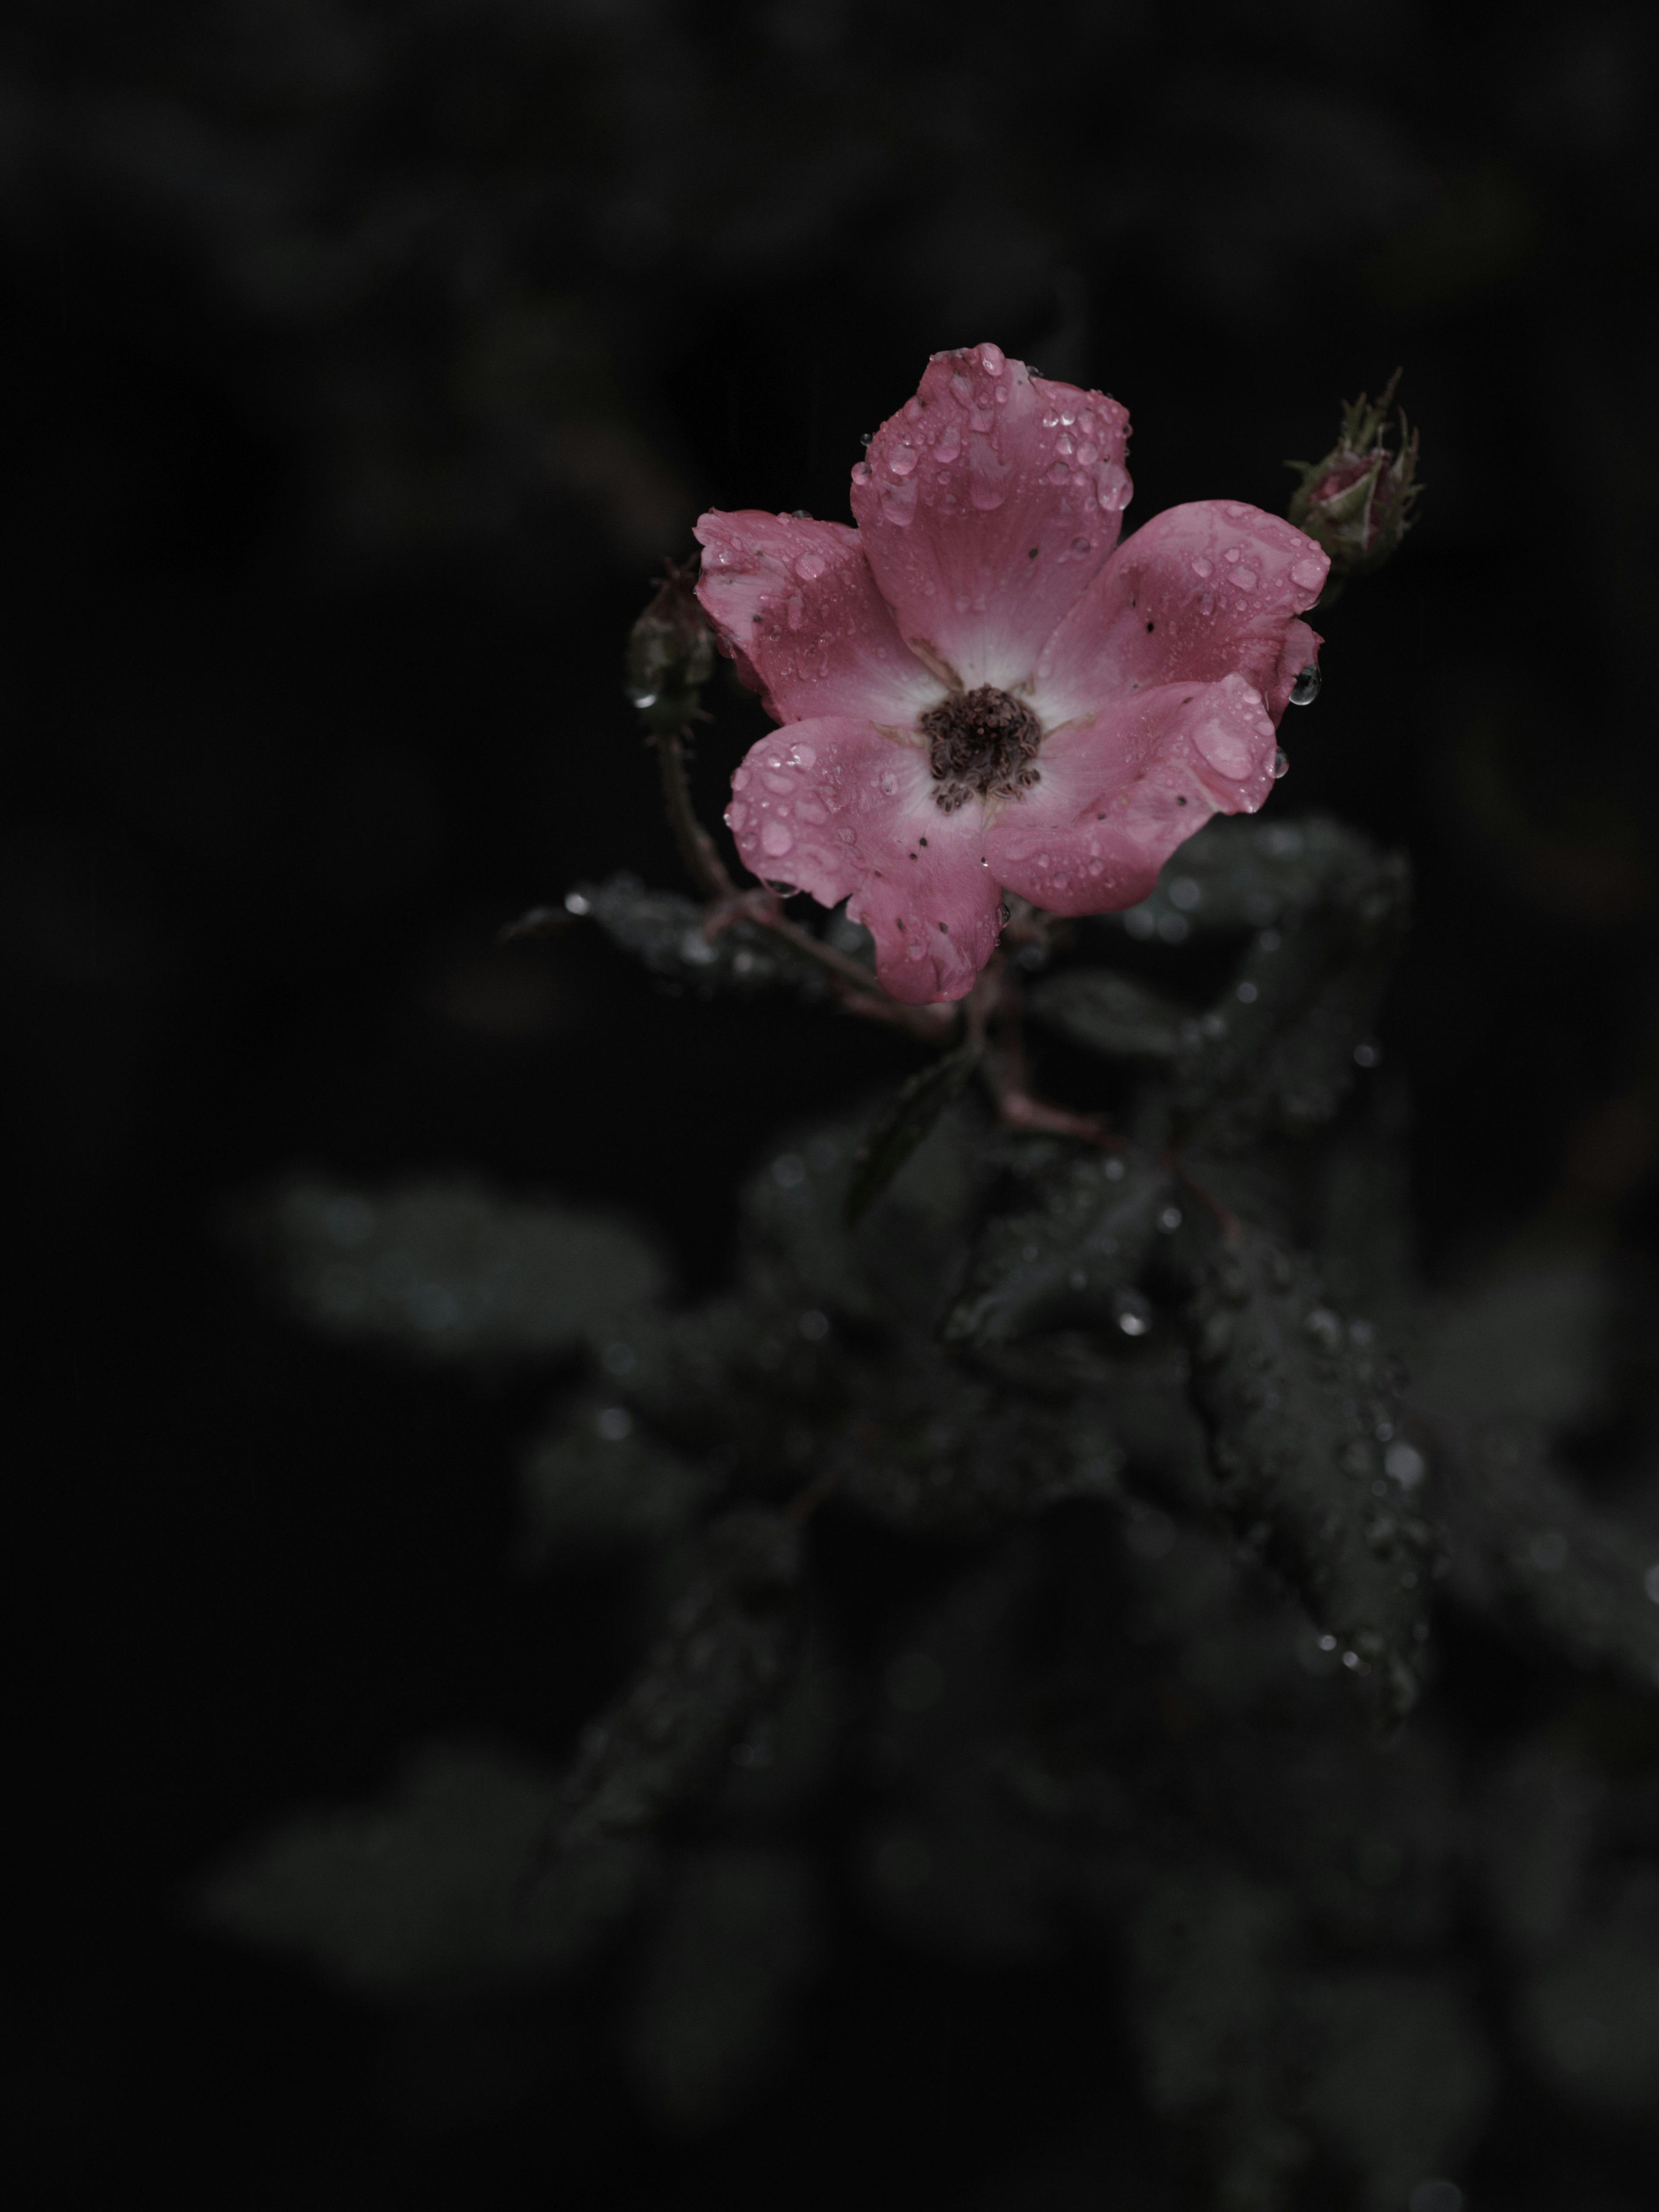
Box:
[794,550,828,581]
[760,820,795,857]
[1290,556,1325,591]
[1272,747,1290,779]
[1289,662,1322,706]
[1191,557,1213,578]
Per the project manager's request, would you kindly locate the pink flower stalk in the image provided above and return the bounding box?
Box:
[695,344,1328,1005]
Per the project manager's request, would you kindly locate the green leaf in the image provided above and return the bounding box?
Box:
[555,1510,802,1851]
[1127,1868,1306,2210]
[943,1151,1172,1345]
[844,1037,984,1227]
[1176,848,1410,1150]
[826,1348,1125,1534]
[1027,968,1190,1061]
[196,1746,646,1993]
[1295,1970,1494,2212]
[1109,813,1384,941]
[571,874,833,998]
[1187,1225,1432,1722]
[517,1397,715,1559]
[622,1847,822,2131]
[254,1176,666,1363]
[1435,1418,1659,1693]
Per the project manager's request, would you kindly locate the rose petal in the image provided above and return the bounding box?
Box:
[1030,501,1328,728]
[725,716,1002,1004]
[693,510,938,726]
[983,674,1280,915]
[849,343,1132,693]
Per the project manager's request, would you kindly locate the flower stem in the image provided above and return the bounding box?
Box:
[654,725,736,901]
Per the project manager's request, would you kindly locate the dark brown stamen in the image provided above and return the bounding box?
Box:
[918,685,1042,814]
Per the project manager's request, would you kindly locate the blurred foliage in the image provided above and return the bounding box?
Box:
[210,810,1659,2208]
[14,2,1659,2206]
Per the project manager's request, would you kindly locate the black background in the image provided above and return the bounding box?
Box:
[8,2,1657,2205]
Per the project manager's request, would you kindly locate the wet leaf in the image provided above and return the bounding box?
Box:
[845,1037,984,1227]
[571,873,832,998]
[1188,1225,1431,1722]
[944,1150,1172,1346]
[828,1349,1124,1535]
[1027,968,1189,1061]
[554,1510,802,1851]
[1109,813,1385,941]
[1176,851,1411,1150]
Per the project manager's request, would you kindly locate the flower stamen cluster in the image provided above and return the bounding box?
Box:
[920,685,1042,814]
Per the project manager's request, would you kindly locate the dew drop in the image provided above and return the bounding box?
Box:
[1289,662,1322,706]
[1271,747,1290,779]
[1191,557,1213,578]
[760,820,795,857]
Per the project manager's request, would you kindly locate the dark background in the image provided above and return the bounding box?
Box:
[8,2,1657,2206]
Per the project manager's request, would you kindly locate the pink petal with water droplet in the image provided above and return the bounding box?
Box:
[850,346,1132,692]
[724,716,1001,1004]
[1030,501,1328,729]
[694,511,937,725]
[984,676,1281,915]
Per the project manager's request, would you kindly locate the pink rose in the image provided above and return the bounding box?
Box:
[696,344,1328,1005]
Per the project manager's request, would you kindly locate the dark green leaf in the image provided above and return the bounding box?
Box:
[254,1176,666,1362]
[555,1510,802,1850]
[844,1037,984,1227]
[827,1349,1125,1534]
[571,873,833,998]
[1027,968,1190,1061]
[197,1747,646,1993]
[622,1847,822,2130]
[944,1151,1172,1345]
[1434,1417,1659,1693]
[518,1397,715,1559]
[1295,1970,1494,2212]
[1175,849,1410,1150]
[741,1102,980,1331]
[1187,1225,1431,1722]
[1127,1868,1306,2210]
[1108,813,1384,941]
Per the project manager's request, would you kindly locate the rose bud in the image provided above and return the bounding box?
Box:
[625,560,717,735]
[1286,373,1422,597]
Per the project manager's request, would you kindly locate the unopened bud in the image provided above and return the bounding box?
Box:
[625,559,716,736]
[1286,372,1421,597]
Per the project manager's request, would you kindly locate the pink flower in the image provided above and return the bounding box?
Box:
[696,343,1328,1005]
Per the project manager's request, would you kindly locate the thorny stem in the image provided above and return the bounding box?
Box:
[654,725,735,902]
[979,952,1240,1236]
